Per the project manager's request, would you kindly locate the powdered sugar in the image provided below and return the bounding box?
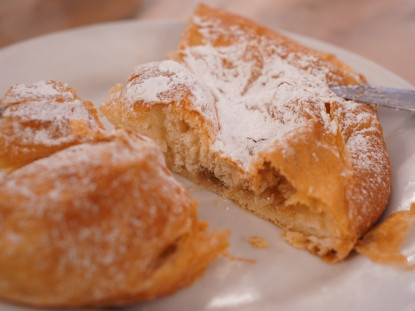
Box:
[123,60,217,129]
[178,16,342,169]
[3,99,90,122]
[126,75,171,103]
[333,100,391,220]
[2,80,75,105]
[0,81,102,147]
[1,130,185,213]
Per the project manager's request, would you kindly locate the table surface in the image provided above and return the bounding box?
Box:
[0,0,414,85]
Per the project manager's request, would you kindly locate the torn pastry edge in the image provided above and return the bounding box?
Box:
[354,202,415,269]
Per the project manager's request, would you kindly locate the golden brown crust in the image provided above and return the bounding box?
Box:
[253,120,355,259]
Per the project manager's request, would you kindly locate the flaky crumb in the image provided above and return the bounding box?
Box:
[221,251,256,264]
[245,236,270,249]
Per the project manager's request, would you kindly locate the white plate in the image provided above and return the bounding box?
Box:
[1,20,415,311]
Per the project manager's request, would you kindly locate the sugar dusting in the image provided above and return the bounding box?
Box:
[116,14,370,171]
[0,81,102,147]
[180,43,336,168]
[122,44,340,170]
[0,130,195,298]
[123,60,218,130]
[2,80,75,105]
[176,13,375,170]
[332,100,391,222]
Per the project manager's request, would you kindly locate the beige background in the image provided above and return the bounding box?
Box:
[1,0,414,85]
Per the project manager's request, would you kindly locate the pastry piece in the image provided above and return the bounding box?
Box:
[0,128,229,307]
[355,203,415,269]
[100,4,391,262]
[0,80,104,170]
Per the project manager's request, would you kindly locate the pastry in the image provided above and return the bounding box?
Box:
[0,80,104,170]
[100,4,391,262]
[0,81,229,307]
[0,128,229,307]
[355,203,415,269]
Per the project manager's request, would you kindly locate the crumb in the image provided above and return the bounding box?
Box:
[222,251,256,263]
[246,236,270,249]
